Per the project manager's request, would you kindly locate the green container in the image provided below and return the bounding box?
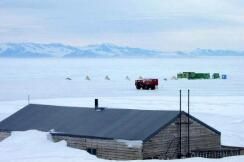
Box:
[177,72,211,79]
[177,73,184,79]
[195,73,210,79]
[182,72,195,79]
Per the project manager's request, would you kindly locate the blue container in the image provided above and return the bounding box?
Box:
[222,74,227,79]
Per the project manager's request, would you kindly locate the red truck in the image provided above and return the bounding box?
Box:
[135,79,158,90]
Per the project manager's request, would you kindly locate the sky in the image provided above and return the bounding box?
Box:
[0,0,244,51]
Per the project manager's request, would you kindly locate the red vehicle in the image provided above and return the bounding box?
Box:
[135,79,158,90]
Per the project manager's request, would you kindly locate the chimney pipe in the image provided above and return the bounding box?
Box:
[95,99,98,110]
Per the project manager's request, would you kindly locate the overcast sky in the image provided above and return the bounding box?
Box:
[0,0,244,51]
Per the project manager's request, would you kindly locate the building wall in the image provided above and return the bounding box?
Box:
[143,114,221,159]
[52,135,143,160]
[0,131,10,141]
[241,149,244,155]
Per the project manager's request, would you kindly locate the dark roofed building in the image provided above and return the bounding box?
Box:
[0,103,223,160]
[0,104,181,141]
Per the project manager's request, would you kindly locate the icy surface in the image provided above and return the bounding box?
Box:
[0,130,97,162]
[0,57,244,101]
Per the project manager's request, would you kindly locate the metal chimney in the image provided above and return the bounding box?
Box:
[95,99,98,110]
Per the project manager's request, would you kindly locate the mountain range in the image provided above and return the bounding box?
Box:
[0,43,243,58]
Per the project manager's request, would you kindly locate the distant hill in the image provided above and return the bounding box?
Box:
[177,48,244,57]
[0,43,78,58]
[63,43,168,58]
[0,43,243,58]
[0,43,167,58]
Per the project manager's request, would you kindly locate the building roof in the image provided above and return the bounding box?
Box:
[0,104,220,141]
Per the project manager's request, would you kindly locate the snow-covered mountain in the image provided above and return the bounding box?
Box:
[0,43,243,58]
[0,43,166,58]
[0,43,79,58]
[177,48,244,57]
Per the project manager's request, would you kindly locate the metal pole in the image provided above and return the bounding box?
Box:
[95,98,98,110]
[179,90,182,158]
[188,89,190,157]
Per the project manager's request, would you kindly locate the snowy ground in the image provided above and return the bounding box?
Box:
[0,57,244,161]
[0,57,244,101]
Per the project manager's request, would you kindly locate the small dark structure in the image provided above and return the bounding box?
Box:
[212,73,220,79]
[0,101,243,160]
[222,74,227,80]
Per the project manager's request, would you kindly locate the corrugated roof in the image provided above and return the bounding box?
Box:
[0,104,220,141]
[0,104,181,141]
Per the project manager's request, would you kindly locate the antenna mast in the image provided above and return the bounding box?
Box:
[187,89,190,157]
[179,90,182,158]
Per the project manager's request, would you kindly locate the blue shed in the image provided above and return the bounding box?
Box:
[222,74,227,79]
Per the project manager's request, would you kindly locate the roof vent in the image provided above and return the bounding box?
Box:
[95,98,98,109]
